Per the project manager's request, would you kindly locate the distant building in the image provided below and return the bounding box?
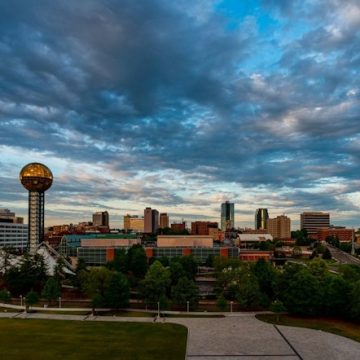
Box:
[315,227,354,242]
[300,212,330,236]
[159,213,169,229]
[191,221,218,236]
[221,201,234,231]
[157,235,213,248]
[267,215,291,239]
[239,250,272,262]
[208,228,225,241]
[171,222,186,232]
[123,215,144,232]
[92,211,109,227]
[255,208,269,230]
[237,233,273,248]
[241,228,268,234]
[0,209,24,224]
[144,207,159,234]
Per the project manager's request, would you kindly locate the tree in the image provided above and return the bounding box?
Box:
[308,258,328,279]
[339,264,360,283]
[80,268,129,311]
[350,280,360,321]
[326,235,340,248]
[127,245,148,278]
[322,275,350,317]
[171,277,199,308]
[283,269,322,315]
[4,253,48,296]
[292,229,311,246]
[235,271,262,309]
[205,254,214,267]
[169,261,187,285]
[178,256,198,279]
[322,248,332,260]
[106,248,128,273]
[292,246,302,258]
[216,293,227,311]
[53,257,66,281]
[213,257,241,273]
[158,256,170,267]
[25,290,39,312]
[0,289,11,303]
[140,261,171,307]
[252,258,277,300]
[80,267,112,309]
[103,272,130,309]
[41,277,61,305]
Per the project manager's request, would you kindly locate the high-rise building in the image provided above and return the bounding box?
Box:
[300,212,330,236]
[123,214,131,230]
[19,162,53,254]
[267,215,291,239]
[124,214,144,232]
[191,221,218,235]
[255,208,269,230]
[92,211,109,227]
[144,208,152,233]
[144,207,159,234]
[152,209,159,234]
[221,201,234,231]
[159,213,169,229]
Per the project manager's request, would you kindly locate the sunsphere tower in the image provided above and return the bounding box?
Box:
[19,163,53,254]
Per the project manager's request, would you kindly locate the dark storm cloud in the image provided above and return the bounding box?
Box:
[1,0,360,221]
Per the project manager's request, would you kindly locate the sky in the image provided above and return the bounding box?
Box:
[1,0,360,229]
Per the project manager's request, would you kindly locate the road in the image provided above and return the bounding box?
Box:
[327,244,360,266]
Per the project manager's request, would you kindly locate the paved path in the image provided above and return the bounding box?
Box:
[0,312,359,359]
[170,314,360,360]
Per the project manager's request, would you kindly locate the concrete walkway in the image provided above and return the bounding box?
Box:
[0,312,359,359]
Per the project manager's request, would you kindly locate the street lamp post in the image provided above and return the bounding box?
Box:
[157,301,160,318]
[20,295,23,307]
[187,301,189,313]
[58,297,62,308]
[230,301,233,313]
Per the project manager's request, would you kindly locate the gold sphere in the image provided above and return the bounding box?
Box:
[19,163,53,192]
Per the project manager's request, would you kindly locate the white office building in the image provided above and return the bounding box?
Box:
[0,223,28,249]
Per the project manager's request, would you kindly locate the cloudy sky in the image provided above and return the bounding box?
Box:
[1,0,360,229]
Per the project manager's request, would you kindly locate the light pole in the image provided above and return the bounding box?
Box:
[58,297,62,308]
[230,301,233,313]
[20,295,23,307]
[187,301,189,313]
[157,301,160,318]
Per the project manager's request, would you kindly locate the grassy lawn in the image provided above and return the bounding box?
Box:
[256,314,360,343]
[0,319,187,360]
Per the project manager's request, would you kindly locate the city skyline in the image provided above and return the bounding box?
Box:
[1,1,360,228]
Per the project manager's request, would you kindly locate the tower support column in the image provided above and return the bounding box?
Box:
[28,191,45,254]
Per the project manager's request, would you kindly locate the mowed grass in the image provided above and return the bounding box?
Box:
[257,314,360,343]
[0,319,187,360]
